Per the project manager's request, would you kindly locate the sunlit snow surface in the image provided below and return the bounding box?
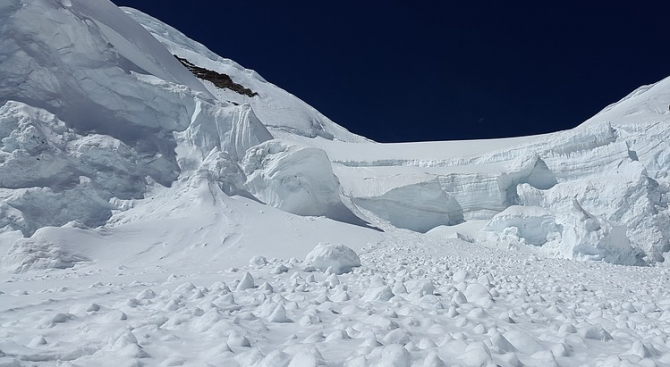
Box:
[3,227,670,367]
[2,0,670,365]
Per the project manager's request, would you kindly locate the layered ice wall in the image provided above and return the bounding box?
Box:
[322,81,670,264]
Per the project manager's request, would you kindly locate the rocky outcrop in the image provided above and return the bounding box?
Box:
[175,56,258,97]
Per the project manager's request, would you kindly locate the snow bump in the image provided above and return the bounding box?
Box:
[305,243,361,275]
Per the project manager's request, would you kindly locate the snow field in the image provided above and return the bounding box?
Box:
[2,236,670,366]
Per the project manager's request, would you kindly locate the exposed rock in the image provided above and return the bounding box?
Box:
[175,55,258,97]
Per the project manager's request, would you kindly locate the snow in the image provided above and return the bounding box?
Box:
[484,205,561,246]
[305,243,361,275]
[2,0,670,365]
[242,140,363,225]
[121,7,369,144]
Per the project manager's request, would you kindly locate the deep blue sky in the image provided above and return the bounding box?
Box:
[114,1,670,143]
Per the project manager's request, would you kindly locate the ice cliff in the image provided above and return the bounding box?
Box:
[323,88,670,264]
[1,0,670,267]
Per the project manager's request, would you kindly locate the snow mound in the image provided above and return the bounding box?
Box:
[304,243,361,274]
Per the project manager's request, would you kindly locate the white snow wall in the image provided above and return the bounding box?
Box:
[0,0,364,235]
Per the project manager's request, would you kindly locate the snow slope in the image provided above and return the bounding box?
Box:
[122,7,369,144]
[5,227,670,367]
[2,0,670,365]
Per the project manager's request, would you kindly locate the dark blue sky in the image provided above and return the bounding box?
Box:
[114,1,670,143]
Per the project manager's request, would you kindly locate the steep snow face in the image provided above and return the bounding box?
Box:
[581,76,670,128]
[0,0,361,241]
[122,7,369,143]
[316,80,670,264]
[0,0,205,206]
[0,0,210,138]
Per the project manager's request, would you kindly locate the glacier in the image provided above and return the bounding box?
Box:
[1,0,670,274]
[4,1,670,366]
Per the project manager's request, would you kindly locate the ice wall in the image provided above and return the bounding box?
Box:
[333,93,670,264]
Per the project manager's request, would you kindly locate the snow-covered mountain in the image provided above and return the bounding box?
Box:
[2,0,669,267]
[3,1,670,366]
